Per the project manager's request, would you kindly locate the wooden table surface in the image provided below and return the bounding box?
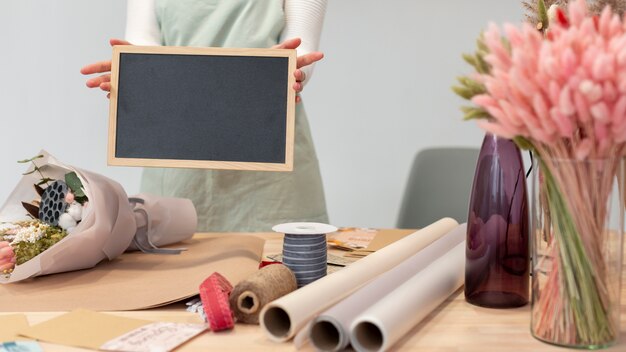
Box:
[4,232,626,352]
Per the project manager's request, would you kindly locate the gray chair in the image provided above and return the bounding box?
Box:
[396,147,479,229]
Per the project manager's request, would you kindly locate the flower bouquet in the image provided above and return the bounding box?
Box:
[0,151,197,283]
[454,0,626,348]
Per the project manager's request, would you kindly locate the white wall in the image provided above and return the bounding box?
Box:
[0,1,523,229]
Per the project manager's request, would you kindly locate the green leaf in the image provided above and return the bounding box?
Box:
[513,136,534,151]
[462,53,478,69]
[476,35,489,53]
[461,106,491,120]
[456,77,487,96]
[65,172,86,198]
[452,86,475,100]
[537,0,549,31]
[475,53,490,74]
[21,169,37,176]
[75,195,88,205]
[36,178,53,186]
[17,155,44,164]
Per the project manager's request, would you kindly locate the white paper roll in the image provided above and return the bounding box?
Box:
[259,218,458,342]
[349,241,466,352]
[309,224,466,351]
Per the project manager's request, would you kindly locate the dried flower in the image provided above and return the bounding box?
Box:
[65,191,75,204]
[0,241,16,272]
[523,0,626,24]
[459,0,626,346]
[58,213,77,231]
[472,0,626,159]
[67,203,83,222]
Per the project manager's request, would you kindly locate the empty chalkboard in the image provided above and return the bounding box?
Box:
[108,46,296,171]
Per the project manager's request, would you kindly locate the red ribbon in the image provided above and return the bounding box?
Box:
[199,272,234,331]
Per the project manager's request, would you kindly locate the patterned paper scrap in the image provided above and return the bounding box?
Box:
[100,322,206,352]
[327,228,377,250]
[0,341,43,352]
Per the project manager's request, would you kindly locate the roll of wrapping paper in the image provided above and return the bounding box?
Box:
[260,218,458,342]
[308,223,466,352]
[350,241,466,352]
[229,264,297,324]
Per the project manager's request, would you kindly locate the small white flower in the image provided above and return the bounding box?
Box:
[11,223,48,244]
[58,213,77,230]
[67,203,83,222]
[547,4,559,25]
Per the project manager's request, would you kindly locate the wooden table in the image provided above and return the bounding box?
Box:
[4,232,626,351]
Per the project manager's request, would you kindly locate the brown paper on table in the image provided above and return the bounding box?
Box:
[19,309,150,350]
[0,314,29,342]
[345,229,415,258]
[0,235,264,311]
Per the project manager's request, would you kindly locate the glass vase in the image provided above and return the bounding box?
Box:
[531,156,625,349]
[465,133,530,308]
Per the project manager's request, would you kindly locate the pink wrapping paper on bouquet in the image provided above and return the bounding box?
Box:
[0,151,197,283]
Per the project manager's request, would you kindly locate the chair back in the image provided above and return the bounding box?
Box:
[397,147,479,229]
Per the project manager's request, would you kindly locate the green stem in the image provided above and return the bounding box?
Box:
[541,162,615,345]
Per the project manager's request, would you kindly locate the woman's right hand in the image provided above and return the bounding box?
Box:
[80,39,131,96]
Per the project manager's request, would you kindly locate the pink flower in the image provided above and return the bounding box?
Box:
[0,241,15,272]
[470,0,626,158]
[65,191,75,204]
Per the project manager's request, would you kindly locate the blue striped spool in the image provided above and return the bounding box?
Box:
[283,262,328,272]
[282,254,327,265]
[282,242,327,252]
[282,233,327,287]
[273,222,337,287]
[282,249,327,259]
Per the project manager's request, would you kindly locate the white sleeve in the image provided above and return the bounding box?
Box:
[280,0,328,83]
[125,0,162,46]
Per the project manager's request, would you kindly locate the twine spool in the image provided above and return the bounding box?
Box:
[229,264,297,324]
[273,222,338,288]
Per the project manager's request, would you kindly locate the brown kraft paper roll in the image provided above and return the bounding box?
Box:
[230,264,297,324]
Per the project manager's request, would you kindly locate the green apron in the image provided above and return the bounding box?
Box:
[141,0,328,232]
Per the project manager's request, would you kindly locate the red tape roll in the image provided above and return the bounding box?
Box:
[199,272,234,331]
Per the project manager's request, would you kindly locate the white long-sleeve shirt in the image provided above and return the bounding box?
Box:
[124,0,327,81]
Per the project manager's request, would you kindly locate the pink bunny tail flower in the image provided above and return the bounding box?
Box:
[0,242,15,272]
[550,108,575,138]
[476,120,516,139]
[567,0,589,27]
[611,96,626,125]
[575,138,594,160]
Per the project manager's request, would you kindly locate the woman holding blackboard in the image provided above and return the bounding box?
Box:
[82,0,329,232]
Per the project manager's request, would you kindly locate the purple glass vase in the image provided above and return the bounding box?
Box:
[465,133,529,308]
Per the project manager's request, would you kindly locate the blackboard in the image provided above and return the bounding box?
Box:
[108,46,296,171]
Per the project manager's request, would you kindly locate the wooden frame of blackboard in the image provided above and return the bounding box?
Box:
[108,45,296,171]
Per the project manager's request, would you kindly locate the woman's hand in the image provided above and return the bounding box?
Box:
[273,38,324,103]
[80,39,131,98]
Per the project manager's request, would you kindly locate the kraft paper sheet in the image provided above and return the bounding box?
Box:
[259,218,458,342]
[0,314,29,342]
[309,224,466,351]
[350,241,466,352]
[0,235,264,311]
[19,310,151,350]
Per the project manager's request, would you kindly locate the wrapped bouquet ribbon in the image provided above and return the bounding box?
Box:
[0,151,197,283]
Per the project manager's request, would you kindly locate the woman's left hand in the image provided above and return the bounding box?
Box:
[273,38,324,103]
